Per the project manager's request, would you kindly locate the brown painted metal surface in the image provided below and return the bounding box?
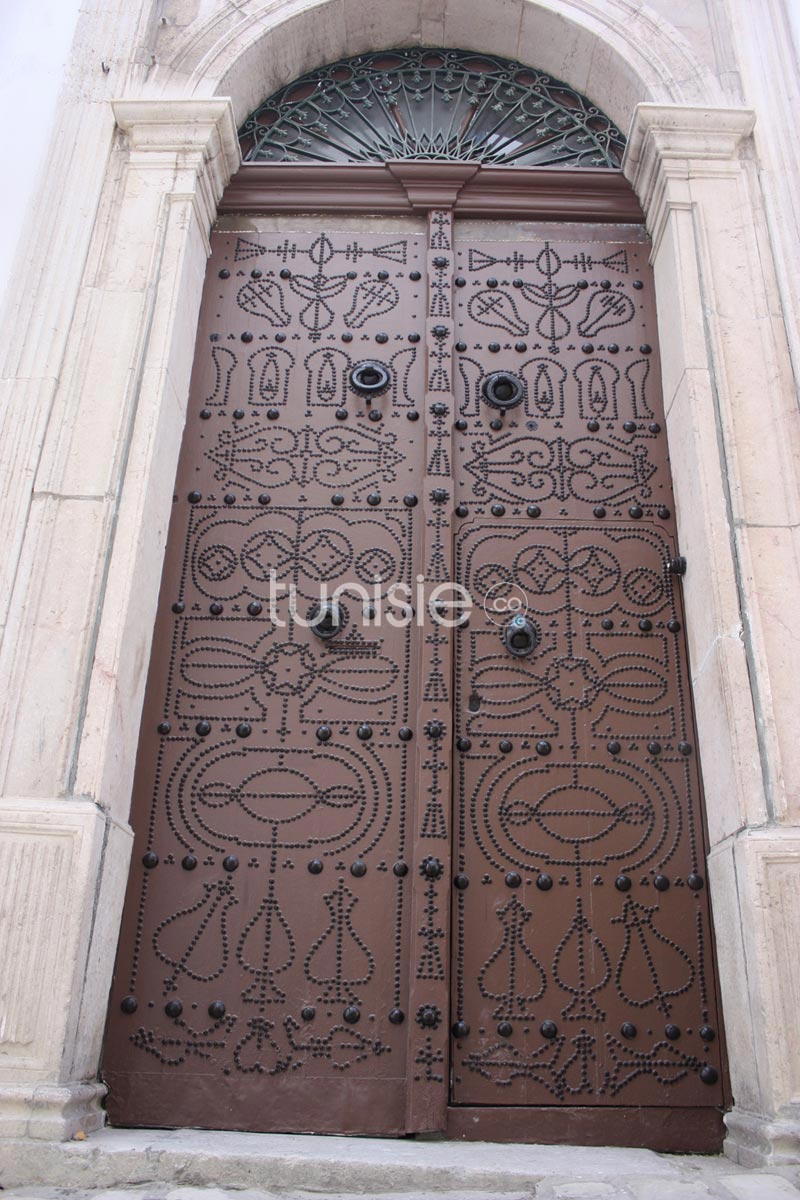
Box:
[104,217,725,1144]
[449,225,726,1116]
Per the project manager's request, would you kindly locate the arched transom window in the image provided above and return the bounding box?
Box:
[239,48,625,168]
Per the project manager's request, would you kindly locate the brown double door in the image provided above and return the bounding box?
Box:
[104,212,726,1144]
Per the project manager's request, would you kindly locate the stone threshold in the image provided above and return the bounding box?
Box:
[2,1128,800,1196]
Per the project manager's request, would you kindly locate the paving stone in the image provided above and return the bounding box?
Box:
[550,1183,633,1199]
[717,1175,800,1199]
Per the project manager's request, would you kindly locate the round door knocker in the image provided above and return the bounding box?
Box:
[349,360,391,398]
[503,614,539,657]
[482,370,524,411]
[308,598,346,640]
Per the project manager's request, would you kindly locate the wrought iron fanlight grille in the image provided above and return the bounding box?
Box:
[238,48,625,168]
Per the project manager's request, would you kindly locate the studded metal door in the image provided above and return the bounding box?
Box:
[448,223,726,1134]
[104,213,725,1142]
[103,215,456,1135]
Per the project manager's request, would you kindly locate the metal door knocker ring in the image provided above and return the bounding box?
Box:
[309,598,346,640]
[482,370,524,410]
[503,614,539,657]
[349,360,391,399]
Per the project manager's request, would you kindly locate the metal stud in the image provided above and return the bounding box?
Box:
[658,506,671,519]
[491,503,506,516]
[607,740,621,754]
[679,741,693,756]
[621,1022,637,1038]
[389,1008,405,1024]
[699,1065,719,1085]
[236,722,251,738]
[308,859,323,875]
[582,343,594,354]
[332,493,344,506]
[629,505,643,518]
[633,280,644,289]
[223,855,239,872]
[199,409,211,420]
[357,723,372,741]
[398,727,413,742]
[427,720,445,739]
[247,601,262,616]
[258,493,271,505]
[165,1000,183,1018]
[665,1024,681,1040]
[336,408,348,420]
[593,506,606,518]
[607,343,619,354]
[195,720,211,737]
[409,270,421,281]
[669,557,687,576]
[431,402,448,416]
[350,860,367,878]
[342,332,353,343]
[267,408,279,420]
[457,737,471,752]
[142,851,159,869]
[407,410,419,421]
[455,503,468,517]
[218,269,230,279]
[421,857,444,880]
[367,493,381,507]
[455,419,468,431]
[432,256,449,269]
[301,1006,316,1021]
[233,409,245,420]
[515,342,528,352]
[653,874,670,891]
[454,874,469,890]
[527,505,541,518]
[536,873,553,891]
[455,277,466,287]
[623,421,636,433]
[408,332,421,343]
[157,722,171,735]
[639,619,653,631]
[224,493,236,505]
[699,1026,715,1042]
[486,277,497,288]
[489,418,503,431]
[498,1021,513,1038]
[181,854,197,871]
[241,332,253,343]
[540,1020,558,1039]
[640,344,652,354]
[432,488,448,503]
[499,739,513,754]
[188,491,202,503]
[505,871,522,889]
[455,341,467,352]
[687,872,704,890]
[452,1020,470,1038]
[537,740,552,756]
[648,741,661,754]
[316,725,331,742]
[120,996,137,1014]
[587,420,600,432]
[615,875,632,891]
[208,1001,226,1019]
[602,619,613,630]
[393,862,408,877]
[668,619,681,633]
[417,1005,440,1028]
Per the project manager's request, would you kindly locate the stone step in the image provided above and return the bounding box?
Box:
[1,1130,799,1200]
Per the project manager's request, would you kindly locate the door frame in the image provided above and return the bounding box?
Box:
[7,94,790,1157]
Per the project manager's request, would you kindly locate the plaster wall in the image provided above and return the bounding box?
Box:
[0,0,798,1167]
